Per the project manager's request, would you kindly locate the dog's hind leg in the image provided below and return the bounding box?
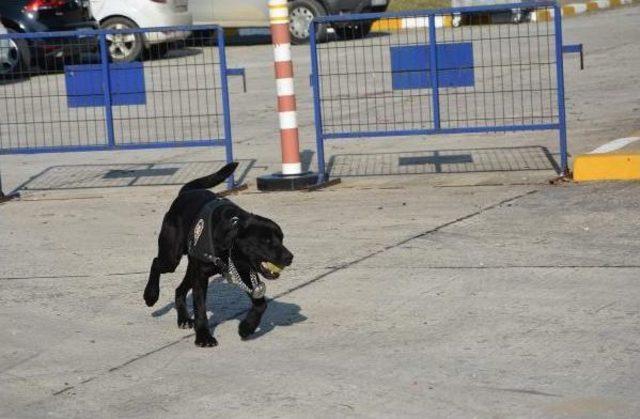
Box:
[239,297,267,339]
[143,222,182,307]
[175,263,195,329]
[192,263,217,347]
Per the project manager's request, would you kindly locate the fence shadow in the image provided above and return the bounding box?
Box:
[151,281,307,340]
[326,146,560,178]
[15,159,255,192]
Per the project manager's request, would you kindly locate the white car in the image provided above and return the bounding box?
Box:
[0,21,12,76]
[90,0,193,62]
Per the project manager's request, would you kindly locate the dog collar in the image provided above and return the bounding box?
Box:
[223,256,266,299]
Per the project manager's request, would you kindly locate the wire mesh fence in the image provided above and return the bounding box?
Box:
[0,25,233,153]
[0,24,237,191]
[310,1,568,178]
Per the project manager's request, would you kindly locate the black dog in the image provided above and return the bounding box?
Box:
[143,162,293,347]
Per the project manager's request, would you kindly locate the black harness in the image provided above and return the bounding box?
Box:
[187,198,235,264]
[187,198,266,299]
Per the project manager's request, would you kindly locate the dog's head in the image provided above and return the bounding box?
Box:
[216,211,293,280]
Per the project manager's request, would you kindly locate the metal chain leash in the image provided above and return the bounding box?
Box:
[221,256,266,300]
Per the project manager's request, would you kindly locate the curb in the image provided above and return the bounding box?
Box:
[221,0,636,36]
[573,136,640,182]
[532,0,634,20]
[371,15,453,31]
[370,0,635,31]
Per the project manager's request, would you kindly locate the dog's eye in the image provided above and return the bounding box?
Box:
[263,237,272,244]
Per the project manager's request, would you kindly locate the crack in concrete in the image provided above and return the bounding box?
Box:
[51,188,539,397]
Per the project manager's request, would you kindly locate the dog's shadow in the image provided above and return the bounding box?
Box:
[151,278,306,339]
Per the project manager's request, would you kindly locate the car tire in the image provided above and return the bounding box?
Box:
[288,0,327,44]
[101,17,144,63]
[334,22,372,40]
[0,29,30,79]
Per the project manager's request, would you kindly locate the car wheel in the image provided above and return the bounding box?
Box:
[102,17,144,62]
[333,22,372,40]
[288,0,327,44]
[0,29,30,79]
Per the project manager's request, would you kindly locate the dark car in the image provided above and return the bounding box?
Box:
[288,0,390,43]
[0,0,99,76]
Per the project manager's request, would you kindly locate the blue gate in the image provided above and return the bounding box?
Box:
[0,24,239,196]
[309,1,578,180]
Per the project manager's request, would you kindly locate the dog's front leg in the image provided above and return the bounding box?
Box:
[175,268,193,329]
[239,297,267,339]
[192,273,217,347]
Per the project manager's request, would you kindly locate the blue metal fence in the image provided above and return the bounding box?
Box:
[0,24,239,194]
[309,1,576,180]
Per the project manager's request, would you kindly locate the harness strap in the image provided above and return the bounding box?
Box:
[187,199,265,299]
[187,198,235,264]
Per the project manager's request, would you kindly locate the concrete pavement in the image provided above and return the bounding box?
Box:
[1,180,639,418]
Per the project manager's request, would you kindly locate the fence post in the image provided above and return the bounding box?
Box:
[309,22,326,182]
[217,27,236,189]
[428,13,441,131]
[98,32,115,148]
[553,4,569,176]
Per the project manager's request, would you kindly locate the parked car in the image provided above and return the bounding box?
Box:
[0,21,13,76]
[451,0,538,26]
[190,0,390,44]
[90,0,193,62]
[0,0,99,77]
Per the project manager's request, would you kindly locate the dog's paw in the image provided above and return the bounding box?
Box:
[238,320,258,339]
[177,317,194,329]
[143,284,159,307]
[195,332,218,347]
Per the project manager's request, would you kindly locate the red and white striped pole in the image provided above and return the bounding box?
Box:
[258,0,319,190]
[270,0,301,175]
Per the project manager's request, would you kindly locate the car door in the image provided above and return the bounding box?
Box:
[191,0,269,27]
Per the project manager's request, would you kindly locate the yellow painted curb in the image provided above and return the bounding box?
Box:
[562,5,577,15]
[534,9,554,21]
[586,1,601,11]
[573,153,640,181]
[371,18,402,31]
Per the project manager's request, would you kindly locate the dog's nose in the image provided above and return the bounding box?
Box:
[282,251,293,266]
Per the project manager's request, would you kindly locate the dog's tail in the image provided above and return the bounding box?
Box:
[179,162,238,194]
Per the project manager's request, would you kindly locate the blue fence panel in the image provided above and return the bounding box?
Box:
[310,1,571,180]
[65,62,146,107]
[0,24,238,193]
[391,42,475,90]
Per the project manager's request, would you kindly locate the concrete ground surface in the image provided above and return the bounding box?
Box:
[1,5,639,419]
